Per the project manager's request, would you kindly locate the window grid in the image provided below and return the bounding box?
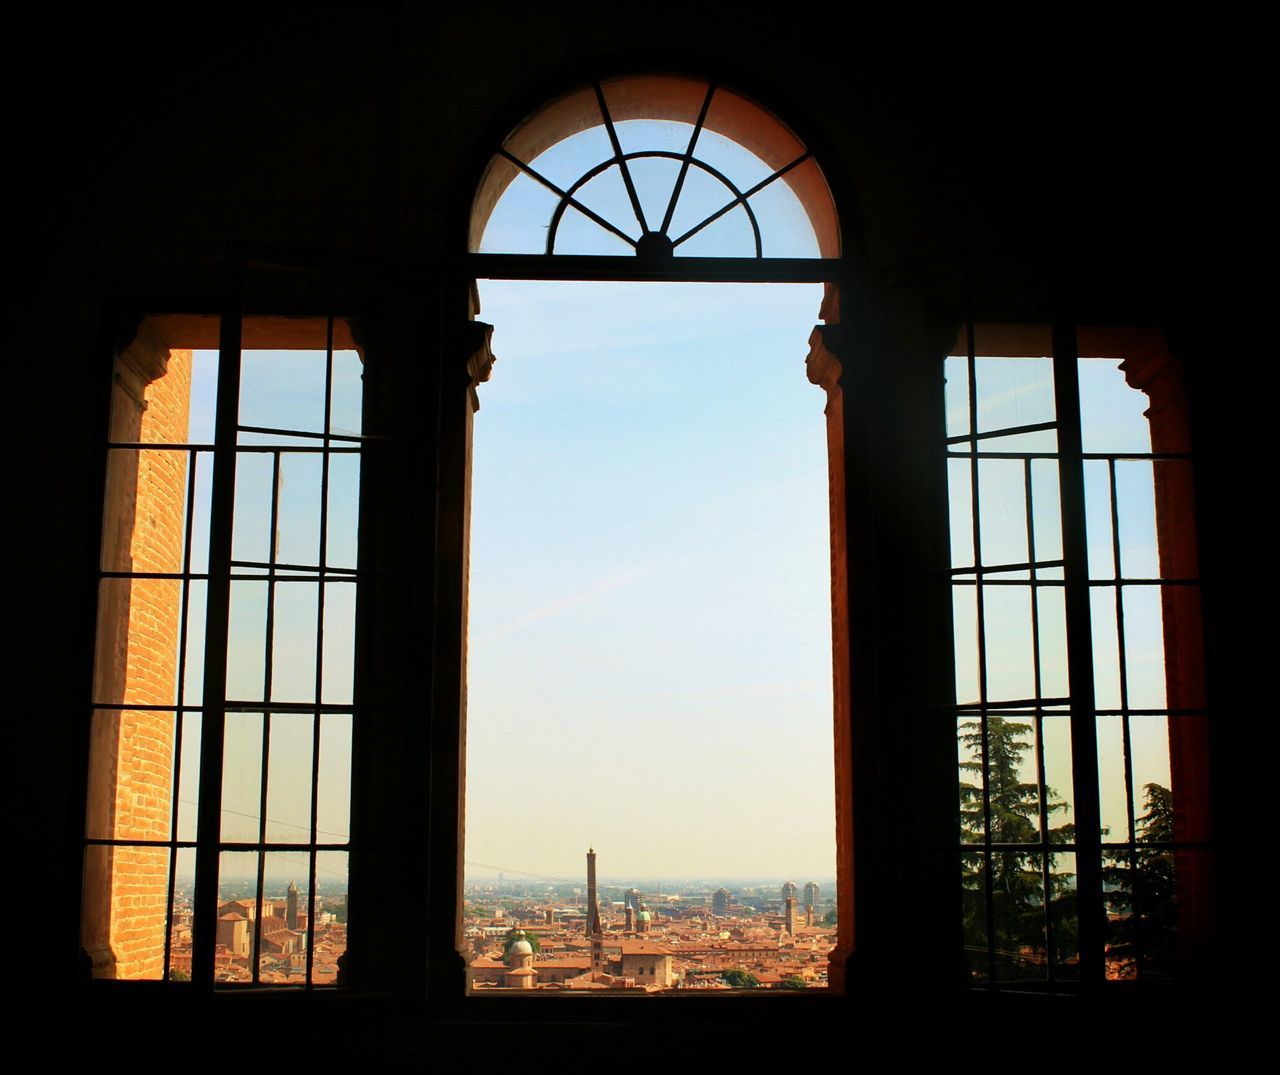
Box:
[948,323,1209,988]
[949,328,1077,987]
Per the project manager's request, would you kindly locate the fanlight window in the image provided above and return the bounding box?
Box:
[470,75,840,259]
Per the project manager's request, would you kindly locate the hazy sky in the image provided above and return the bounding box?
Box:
[157,112,1173,891]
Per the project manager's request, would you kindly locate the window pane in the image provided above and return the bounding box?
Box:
[239,350,327,435]
[982,585,1035,702]
[977,459,1029,566]
[265,712,315,844]
[314,850,349,985]
[317,713,353,844]
[221,712,264,843]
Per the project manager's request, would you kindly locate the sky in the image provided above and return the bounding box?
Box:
[141,111,1177,891]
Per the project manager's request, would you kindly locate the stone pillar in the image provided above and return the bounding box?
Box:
[1113,330,1214,968]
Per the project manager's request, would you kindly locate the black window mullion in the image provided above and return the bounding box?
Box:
[1051,324,1104,987]
[192,267,245,988]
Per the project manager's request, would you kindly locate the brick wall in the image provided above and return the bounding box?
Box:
[84,340,192,979]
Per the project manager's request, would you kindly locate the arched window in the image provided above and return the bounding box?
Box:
[442,73,857,994]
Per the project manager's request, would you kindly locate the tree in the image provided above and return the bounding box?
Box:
[779,975,808,990]
[1101,782,1176,978]
[958,716,1076,979]
[721,968,759,989]
[501,929,540,961]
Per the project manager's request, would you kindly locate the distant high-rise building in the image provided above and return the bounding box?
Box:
[781,881,797,903]
[712,888,731,915]
[624,888,642,912]
[804,881,819,911]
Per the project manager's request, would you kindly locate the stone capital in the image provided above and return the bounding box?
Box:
[461,320,496,412]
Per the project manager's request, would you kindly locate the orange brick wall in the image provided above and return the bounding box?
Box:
[85,345,192,979]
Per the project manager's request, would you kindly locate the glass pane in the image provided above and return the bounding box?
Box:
[317,713,353,844]
[215,850,259,983]
[1042,715,1075,844]
[231,451,273,565]
[271,582,319,703]
[478,170,561,254]
[749,169,822,258]
[957,716,984,844]
[326,453,361,570]
[221,712,264,843]
[313,850,349,985]
[1123,585,1168,710]
[1115,460,1159,578]
[265,712,315,844]
[322,581,357,705]
[572,166,639,241]
[1036,586,1069,700]
[983,585,1035,702]
[1084,459,1115,580]
[945,355,970,438]
[974,357,1054,435]
[976,428,1057,453]
[188,450,214,575]
[226,580,268,701]
[555,203,634,255]
[1090,587,1122,711]
[1030,459,1062,564]
[85,709,177,841]
[524,123,615,190]
[260,851,311,983]
[100,449,192,574]
[667,164,737,245]
[985,716,1040,845]
[1102,848,1136,979]
[960,851,988,983]
[182,580,208,705]
[168,846,197,981]
[1078,358,1151,454]
[329,349,363,438]
[82,844,171,980]
[676,202,756,258]
[1129,716,1172,836]
[1096,715,1129,843]
[175,711,202,843]
[239,350,327,435]
[1047,850,1078,979]
[947,458,973,568]
[952,586,979,703]
[977,458,1028,567]
[94,578,184,707]
[188,350,220,444]
[276,452,323,568]
[990,850,1048,982]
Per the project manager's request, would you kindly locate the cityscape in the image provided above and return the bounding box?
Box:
[164,878,349,984]
[465,850,836,991]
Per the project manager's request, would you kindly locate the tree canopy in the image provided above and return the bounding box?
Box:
[721,968,759,989]
[501,929,541,961]
[958,715,1076,981]
[1101,781,1176,978]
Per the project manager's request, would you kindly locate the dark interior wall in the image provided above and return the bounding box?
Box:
[13,2,1267,1055]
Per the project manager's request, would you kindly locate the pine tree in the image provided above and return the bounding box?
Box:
[958,715,1075,979]
[1101,781,1176,978]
